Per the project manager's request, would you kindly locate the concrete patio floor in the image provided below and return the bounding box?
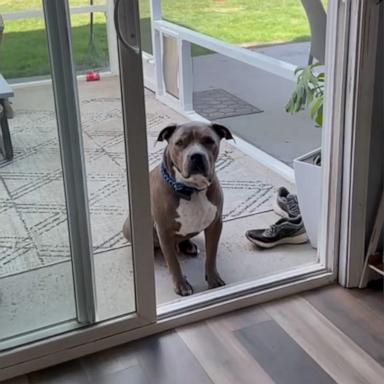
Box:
[0,76,317,346]
[192,42,322,165]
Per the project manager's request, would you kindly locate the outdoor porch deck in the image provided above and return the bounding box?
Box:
[0,77,317,341]
[191,41,322,166]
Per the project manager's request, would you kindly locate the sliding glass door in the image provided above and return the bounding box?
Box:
[0,0,155,355]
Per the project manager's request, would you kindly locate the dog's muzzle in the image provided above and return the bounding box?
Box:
[188,153,209,177]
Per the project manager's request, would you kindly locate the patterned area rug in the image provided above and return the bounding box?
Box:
[0,91,275,277]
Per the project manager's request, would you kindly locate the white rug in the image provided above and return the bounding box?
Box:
[0,91,277,277]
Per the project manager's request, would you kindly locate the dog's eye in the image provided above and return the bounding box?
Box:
[203,137,215,146]
[175,139,184,147]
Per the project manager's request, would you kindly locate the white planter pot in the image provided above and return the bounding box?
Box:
[293,148,322,249]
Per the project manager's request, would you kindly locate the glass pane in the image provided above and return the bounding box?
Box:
[139,0,153,54]
[0,18,51,80]
[77,78,136,321]
[152,0,329,305]
[0,64,76,349]
[0,12,109,81]
[71,12,109,74]
[0,0,106,13]
[0,0,143,349]
[0,0,43,12]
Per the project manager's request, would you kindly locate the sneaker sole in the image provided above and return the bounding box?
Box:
[272,200,290,219]
[246,232,308,249]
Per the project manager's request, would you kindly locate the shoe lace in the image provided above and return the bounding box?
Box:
[264,224,278,237]
[287,195,300,217]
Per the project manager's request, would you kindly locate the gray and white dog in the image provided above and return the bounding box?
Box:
[123,121,233,296]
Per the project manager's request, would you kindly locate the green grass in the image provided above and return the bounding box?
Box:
[160,0,312,46]
[0,0,106,13]
[0,0,327,80]
[0,16,109,78]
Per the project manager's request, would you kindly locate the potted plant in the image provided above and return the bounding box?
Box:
[285,63,324,249]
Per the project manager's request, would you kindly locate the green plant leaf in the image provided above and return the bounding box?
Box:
[310,95,324,127]
[286,63,325,127]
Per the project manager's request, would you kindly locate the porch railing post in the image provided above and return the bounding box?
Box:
[106,0,119,74]
[150,0,162,21]
[150,0,164,96]
[178,39,193,112]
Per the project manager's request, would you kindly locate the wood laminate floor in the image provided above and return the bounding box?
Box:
[3,284,384,384]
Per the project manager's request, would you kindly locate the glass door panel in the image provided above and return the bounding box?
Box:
[150,0,330,307]
[77,71,137,322]
[0,43,76,350]
[139,0,153,55]
[0,0,155,352]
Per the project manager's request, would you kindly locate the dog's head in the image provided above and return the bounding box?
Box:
[157,122,233,189]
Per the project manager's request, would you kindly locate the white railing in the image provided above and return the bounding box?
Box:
[2,0,298,113]
[150,0,297,113]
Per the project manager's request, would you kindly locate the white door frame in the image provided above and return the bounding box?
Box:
[0,0,375,380]
[338,0,381,287]
[0,272,334,380]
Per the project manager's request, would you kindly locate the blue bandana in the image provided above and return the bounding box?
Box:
[160,162,202,200]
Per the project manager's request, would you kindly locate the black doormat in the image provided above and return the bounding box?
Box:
[193,88,263,121]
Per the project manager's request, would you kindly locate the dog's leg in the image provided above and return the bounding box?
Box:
[204,219,225,289]
[157,230,193,296]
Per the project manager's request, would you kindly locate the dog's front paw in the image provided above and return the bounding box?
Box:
[174,277,193,296]
[206,272,225,289]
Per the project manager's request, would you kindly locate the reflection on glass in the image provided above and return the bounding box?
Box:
[0,18,51,80]
[71,12,109,73]
[77,77,136,321]
[0,79,76,348]
[139,0,153,54]
[154,41,320,305]
[0,11,109,81]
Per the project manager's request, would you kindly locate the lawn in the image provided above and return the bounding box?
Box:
[0,16,109,79]
[160,0,313,46]
[0,0,325,80]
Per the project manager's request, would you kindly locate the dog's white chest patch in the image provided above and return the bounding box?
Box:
[176,191,217,236]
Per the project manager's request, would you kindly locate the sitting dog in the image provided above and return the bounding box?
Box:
[123,121,233,296]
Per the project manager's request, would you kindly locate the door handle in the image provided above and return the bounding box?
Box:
[113,0,140,54]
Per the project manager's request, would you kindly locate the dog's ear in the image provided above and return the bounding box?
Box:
[157,124,178,142]
[211,123,233,140]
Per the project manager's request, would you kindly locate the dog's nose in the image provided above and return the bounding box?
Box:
[189,153,207,173]
[191,153,204,165]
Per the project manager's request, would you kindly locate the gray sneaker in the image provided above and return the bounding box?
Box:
[273,187,300,218]
[245,216,308,248]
